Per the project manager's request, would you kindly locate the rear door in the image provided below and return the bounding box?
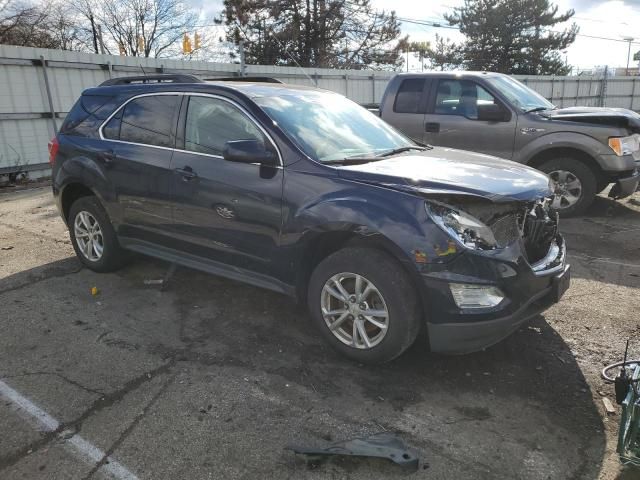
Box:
[381,77,431,143]
[423,78,517,159]
[100,93,180,243]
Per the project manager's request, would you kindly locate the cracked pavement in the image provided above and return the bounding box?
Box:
[0,186,639,479]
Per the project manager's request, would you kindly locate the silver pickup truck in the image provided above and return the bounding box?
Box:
[377,71,640,215]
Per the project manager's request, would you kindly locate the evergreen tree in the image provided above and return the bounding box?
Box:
[445,0,578,74]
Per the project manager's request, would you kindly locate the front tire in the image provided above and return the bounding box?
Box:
[68,196,127,272]
[538,157,597,217]
[308,247,422,364]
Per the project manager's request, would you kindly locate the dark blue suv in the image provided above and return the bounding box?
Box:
[50,75,570,363]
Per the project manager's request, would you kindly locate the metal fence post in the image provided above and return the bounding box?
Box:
[39,55,58,134]
[599,66,608,107]
[344,74,349,99]
[550,76,554,103]
[630,77,637,110]
[574,77,580,106]
[372,73,376,103]
[107,61,112,79]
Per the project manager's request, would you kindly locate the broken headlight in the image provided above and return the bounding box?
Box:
[608,135,640,156]
[425,202,498,250]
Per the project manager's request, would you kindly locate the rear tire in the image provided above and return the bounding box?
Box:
[307,247,422,364]
[68,196,127,272]
[538,157,597,217]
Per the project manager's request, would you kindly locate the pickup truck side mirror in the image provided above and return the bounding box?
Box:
[223,140,277,166]
[477,103,511,122]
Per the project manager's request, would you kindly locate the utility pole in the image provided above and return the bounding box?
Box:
[623,36,635,75]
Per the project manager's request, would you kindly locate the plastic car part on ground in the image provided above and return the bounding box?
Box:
[285,432,420,471]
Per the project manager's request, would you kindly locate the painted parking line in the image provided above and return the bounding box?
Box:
[0,379,139,480]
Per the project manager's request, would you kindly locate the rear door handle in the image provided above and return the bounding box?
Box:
[425,122,440,133]
[175,166,197,181]
[99,149,117,165]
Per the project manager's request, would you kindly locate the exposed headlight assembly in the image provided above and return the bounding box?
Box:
[425,201,497,250]
[608,135,640,156]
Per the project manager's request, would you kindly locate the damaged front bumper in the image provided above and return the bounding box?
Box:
[421,235,569,354]
[609,168,640,199]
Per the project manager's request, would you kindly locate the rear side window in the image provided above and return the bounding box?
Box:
[184,96,265,156]
[393,79,426,114]
[104,95,179,148]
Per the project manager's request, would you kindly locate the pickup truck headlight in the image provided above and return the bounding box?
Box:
[425,202,497,250]
[608,135,640,156]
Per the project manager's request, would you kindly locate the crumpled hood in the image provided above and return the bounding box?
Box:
[337,147,552,202]
[543,106,640,132]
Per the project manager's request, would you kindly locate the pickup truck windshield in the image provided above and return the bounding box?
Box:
[486,75,555,113]
[255,92,413,162]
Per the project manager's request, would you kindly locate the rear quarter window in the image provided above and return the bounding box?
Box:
[60,94,117,136]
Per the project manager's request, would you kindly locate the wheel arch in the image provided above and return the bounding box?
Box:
[294,228,428,321]
[525,146,604,182]
[60,182,104,224]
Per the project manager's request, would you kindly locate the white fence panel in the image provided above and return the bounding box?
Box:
[1,45,640,177]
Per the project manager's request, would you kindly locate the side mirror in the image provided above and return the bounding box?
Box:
[223,140,276,166]
[477,103,511,122]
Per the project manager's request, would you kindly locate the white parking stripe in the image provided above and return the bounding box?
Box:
[0,379,139,480]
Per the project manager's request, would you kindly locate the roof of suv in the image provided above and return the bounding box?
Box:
[84,79,325,99]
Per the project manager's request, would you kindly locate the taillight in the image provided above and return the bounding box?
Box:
[48,137,59,165]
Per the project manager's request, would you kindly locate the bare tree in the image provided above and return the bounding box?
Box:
[71,0,201,58]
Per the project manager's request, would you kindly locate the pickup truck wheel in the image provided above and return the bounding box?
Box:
[538,157,597,217]
[68,196,127,272]
[308,247,422,364]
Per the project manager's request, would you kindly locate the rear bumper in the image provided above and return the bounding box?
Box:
[609,169,640,199]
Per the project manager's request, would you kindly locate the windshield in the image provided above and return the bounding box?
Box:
[254,91,414,162]
[486,75,555,112]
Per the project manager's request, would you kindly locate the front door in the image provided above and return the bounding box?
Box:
[169,94,283,276]
[423,79,517,159]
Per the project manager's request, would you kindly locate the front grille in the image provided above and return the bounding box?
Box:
[521,202,558,264]
[488,214,520,248]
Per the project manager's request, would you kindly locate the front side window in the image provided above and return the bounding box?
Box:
[104,95,179,148]
[254,91,413,162]
[184,96,266,156]
[434,80,498,120]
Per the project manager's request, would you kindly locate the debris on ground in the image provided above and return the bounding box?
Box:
[285,432,420,471]
[602,398,616,416]
[90,286,99,296]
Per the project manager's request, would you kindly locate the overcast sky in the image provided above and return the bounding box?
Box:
[192,0,640,71]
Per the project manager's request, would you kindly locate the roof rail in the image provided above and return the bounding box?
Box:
[203,76,283,84]
[99,74,203,86]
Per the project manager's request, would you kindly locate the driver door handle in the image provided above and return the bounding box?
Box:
[175,166,197,181]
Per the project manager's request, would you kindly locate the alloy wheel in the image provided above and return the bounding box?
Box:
[320,272,389,349]
[549,169,583,209]
[74,211,104,262]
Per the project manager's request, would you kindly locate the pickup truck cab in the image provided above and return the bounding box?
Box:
[379,72,640,215]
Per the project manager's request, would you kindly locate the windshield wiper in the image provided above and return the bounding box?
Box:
[375,145,430,157]
[524,106,552,114]
[322,156,384,165]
